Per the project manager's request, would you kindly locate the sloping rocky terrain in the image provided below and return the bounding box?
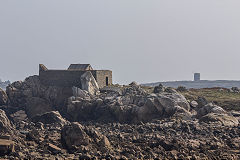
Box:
[0,76,240,159]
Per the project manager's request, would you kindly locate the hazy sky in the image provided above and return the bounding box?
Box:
[1,1,240,84]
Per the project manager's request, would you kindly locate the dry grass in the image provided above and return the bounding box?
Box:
[141,86,240,111]
[180,88,240,111]
[113,85,240,111]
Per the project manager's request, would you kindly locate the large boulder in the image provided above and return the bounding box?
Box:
[0,139,14,156]
[6,81,24,108]
[134,92,191,122]
[10,110,28,123]
[61,122,111,152]
[0,109,14,135]
[25,97,53,118]
[61,122,91,151]
[196,96,208,107]
[134,98,160,122]
[0,88,7,106]
[190,101,198,108]
[100,86,122,95]
[199,113,239,127]
[72,87,90,98]
[80,71,99,95]
[196,103,226,118]
[67,97,98,121]
[32,111,67,126]
[67,87,191,123]
[6,76,72,117]
[153,84,164,93]
[123,84,146,96]
[231,87,240,93]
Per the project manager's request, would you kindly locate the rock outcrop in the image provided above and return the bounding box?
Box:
[153,83,164,93]
[199,113,239,126]
[32,111,68,126]
[6,76,72,117]
[0,109,14,135]
[67,85,190,123]
[134,92,190,122]
[1,77,240,159]
[61,122,111,153]
[0,89,7,106]
[26,97,53,118]
[196,103,226,118]
[80,71,99,95]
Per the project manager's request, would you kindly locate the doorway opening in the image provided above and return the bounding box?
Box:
[106,77,109,86]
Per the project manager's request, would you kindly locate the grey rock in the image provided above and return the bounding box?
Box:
[129,81,138,86]
[10,110,28,123]
[165,87,178,94]
[153,84,164,93]
[26,128,42,142]
[80,71,99,95]
[72,87,90,98]
[196,103,226,118]
[32,111,67,126]
[0,88,7,106]
[61,122,90,151]
[6,75,72,116]
[100,86,122,95]
[25,97,53,118]
[231,87,239,93]
[61,122,111,153]
[190,101,198,108]
[0,139,14,156]
[0,109,14,135]
[122,85,146,96]
[134,92,191,122]
[199,113,239,126]
[196,96,208,107]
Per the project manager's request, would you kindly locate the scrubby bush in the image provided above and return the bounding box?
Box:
[177,86,187,92]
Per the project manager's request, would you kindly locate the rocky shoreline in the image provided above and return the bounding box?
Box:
[0,76,240,159]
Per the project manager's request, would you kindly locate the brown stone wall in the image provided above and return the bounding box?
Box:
[95,70,112,88]
[39,70,112,88]
[39,70,85,87]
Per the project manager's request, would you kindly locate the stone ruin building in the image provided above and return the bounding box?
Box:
[39,64,112,88]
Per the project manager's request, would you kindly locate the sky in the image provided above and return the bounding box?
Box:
[0,0,240,84]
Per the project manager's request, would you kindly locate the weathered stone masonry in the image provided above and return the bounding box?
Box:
[39,64,112,88]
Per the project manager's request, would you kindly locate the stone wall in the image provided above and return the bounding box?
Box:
[39,70,85,87]
[39,70,112,88]
[95,70,112,88]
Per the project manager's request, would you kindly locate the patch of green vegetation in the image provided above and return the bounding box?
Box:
[180,88,240,111]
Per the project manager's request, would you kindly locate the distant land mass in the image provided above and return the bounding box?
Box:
[0,80,10,90]
[143,80,240,89]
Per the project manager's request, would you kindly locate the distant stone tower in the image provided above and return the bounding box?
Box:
[194,73,200,81]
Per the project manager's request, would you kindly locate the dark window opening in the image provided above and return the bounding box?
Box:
[106,77,109,86]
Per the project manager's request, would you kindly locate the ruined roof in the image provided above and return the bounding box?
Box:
[68,64,93,70]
